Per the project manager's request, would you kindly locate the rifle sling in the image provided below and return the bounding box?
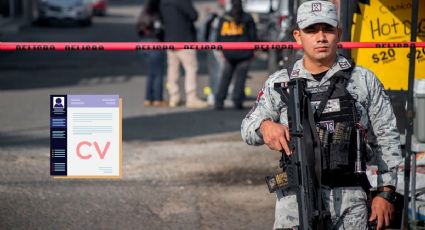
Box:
[305,90,330,229]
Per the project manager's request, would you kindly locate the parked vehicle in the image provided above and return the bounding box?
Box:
[37,0,93,26]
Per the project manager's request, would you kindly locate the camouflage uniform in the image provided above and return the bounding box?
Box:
[241,55,403,229]
[274,186,369,229]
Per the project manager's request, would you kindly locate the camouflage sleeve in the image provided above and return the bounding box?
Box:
[365,69,403,189]
[241,71,289,146]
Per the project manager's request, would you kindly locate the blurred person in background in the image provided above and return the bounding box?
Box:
[160,0,208,108]
[200,2,226,106]
[137,0,167,107]
[214,0,257,110]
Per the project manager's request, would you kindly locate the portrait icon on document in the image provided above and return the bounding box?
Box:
[53,97,65,108]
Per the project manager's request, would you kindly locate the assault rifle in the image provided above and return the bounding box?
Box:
[266,78,327,229]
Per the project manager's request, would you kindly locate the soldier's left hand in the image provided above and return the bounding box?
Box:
[369,196,395,230]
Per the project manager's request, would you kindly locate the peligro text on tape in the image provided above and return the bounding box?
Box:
[135,44,175,50]
[2,42,425,51]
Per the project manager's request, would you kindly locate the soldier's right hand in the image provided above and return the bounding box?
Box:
[259,120,291,155]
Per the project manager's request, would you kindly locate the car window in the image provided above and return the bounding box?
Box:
[224,0,288,15]
[243,0,278,13]
[277,0,289,15]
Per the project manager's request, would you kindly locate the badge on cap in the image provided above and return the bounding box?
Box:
[312,3,322,12]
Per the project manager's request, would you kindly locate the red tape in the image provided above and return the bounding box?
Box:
[0,42,424,51]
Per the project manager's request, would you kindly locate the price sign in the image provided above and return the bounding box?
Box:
[352,0,425,90]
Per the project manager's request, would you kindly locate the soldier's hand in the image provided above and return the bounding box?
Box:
[369,196,395,230]
[259,120,291,155]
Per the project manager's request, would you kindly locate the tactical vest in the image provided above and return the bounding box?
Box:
[306,66,366,173]
[275,61,371,191]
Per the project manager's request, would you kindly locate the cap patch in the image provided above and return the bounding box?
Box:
[312,3,322,12]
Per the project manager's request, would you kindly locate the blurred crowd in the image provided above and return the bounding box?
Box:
[136,0,258,110]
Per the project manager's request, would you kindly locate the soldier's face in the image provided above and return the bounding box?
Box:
[293,23,341,63]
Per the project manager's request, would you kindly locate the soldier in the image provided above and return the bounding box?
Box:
[241,1,402,229]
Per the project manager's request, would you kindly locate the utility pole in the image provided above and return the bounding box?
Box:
[339,0,354,58]
[9,0,15,18]
[402,0,419,228]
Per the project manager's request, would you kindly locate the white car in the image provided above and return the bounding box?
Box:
[37,0,93,26]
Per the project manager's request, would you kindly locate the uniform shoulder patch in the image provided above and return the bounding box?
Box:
[290,69,300,78]
[256,89,264,102]
[338,60,351,69]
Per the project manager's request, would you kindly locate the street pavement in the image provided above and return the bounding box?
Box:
[0,0,281,229]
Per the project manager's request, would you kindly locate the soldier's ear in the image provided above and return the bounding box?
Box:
[293,29,302,45]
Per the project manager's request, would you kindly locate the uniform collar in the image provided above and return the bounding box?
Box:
[289,55,352,85]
